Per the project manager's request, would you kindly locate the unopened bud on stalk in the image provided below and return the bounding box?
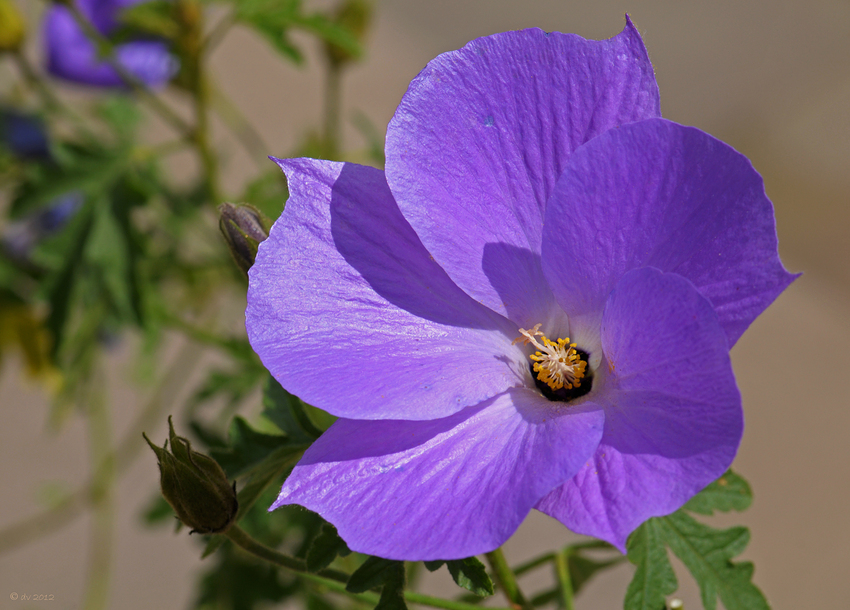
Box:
[0,0,26,52]
[219,202,271,275]
[324,0,372,67]
[144,417,238,534]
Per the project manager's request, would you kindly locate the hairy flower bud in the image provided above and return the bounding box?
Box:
[0,0,26,52]
[219,202,271,275]
[144,417,238,534]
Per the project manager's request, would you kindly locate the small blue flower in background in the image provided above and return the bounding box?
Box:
[43,0,178,88]
[0,109,50,159]
[246,18,797,560]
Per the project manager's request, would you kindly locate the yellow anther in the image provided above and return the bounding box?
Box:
[515,325,587,391]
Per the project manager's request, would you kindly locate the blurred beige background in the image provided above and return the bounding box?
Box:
[2,0,849,608]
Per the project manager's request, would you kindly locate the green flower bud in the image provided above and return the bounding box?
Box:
[144,417,238,534]
[324,0,372,67]
[219,202,271,275]
[0,0,26,53]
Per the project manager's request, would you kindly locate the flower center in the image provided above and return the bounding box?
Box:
[513,323,587,392]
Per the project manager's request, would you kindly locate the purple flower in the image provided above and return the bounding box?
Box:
[246,18,796,559]
[43,0,177,88]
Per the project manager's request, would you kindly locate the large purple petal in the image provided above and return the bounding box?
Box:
[247,159,526,421]
[272,389,605,560]
[43,4,177,88]
[542,118,797,348]
[385,18,660,328]
[536,267,742,551]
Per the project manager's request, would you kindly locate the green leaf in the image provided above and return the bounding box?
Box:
[84,199,136,323]
[291,12,361,59]
[423,560,444,572]
[200,442,304,559]
[659,512,769,610]
[625,520,678,610]
[306,523,350,572]
[194,543,295,609]
[233,444,303,520]
[683,470,752,516]
[346,557,400,593]
[231,0,361,64]
[40,202,95,359]
[114,0,179,41]
[209,416,290,478]
[141,494,175,525]
[262,375,323,442]
[95,96,143,143]
[446,557,494,597]
[375,561,407,610]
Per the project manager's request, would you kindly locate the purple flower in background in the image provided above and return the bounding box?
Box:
[43,0,177,88]
[246,18,796,559]
[0,109,50,159]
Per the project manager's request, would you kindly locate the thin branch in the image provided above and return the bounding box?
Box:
[209,79,268,167]
[0,338,205,554]
[202,8,237,54]
[225,526,514,610]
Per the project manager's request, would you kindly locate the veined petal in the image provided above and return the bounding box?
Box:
[536,267,742,551]
[385,17,660,328]
[247,159,524,421]
[542,118,797,347]
[272,389,605,560]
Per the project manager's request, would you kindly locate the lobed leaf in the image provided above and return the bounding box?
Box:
[625,520,677,610]
[346,557,401,594]
[683,470,752,516]
[659,512,769,610]
[306,523,350,573]
[446,557,494,597]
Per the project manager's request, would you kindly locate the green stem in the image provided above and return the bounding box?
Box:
[225,526,512,610]
[176,0,221,203]
[322,61,342,159]
[81,368,114,610]
[513,552,555,577]
[192,71,221,203]
[209,79,268,166]
[553,550,574,610]
[202,8,237,54]
[485,548,533,610]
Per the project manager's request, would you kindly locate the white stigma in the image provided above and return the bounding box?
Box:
[513,324,587,391]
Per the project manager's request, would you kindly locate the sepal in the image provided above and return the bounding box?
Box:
[144,416,238,534]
